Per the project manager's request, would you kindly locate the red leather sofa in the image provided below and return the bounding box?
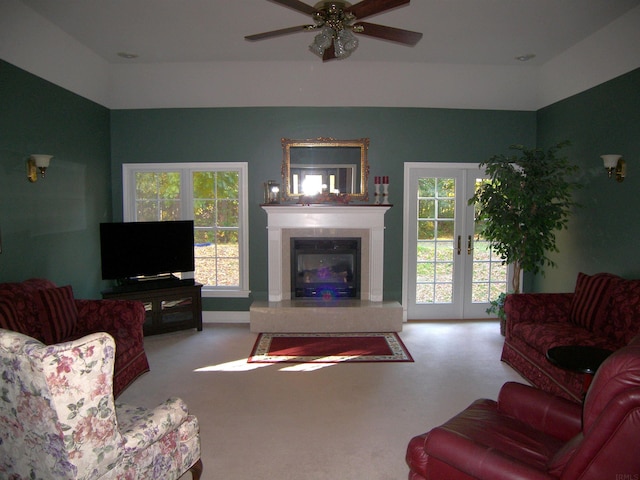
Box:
[501,272,640,402]
[406,335,640,479]
[0,278,149,397]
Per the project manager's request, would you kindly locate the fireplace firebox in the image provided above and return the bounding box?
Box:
[291,238,361,299]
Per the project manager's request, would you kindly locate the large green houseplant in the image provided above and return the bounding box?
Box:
[469,142,581,297]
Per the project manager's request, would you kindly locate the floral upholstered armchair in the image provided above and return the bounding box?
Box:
[0,328,202,479]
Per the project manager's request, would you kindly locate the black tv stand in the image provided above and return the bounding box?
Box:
[112,276,195,293]
[102,282,202,336]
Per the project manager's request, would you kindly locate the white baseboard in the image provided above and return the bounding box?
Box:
[203,311,250,324]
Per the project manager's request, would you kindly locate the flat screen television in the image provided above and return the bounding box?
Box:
[100,220,195,282]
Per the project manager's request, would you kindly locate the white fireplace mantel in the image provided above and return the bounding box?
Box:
[262,205,391,302]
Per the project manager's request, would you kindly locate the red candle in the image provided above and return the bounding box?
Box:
[383,176,389,184]
[374,176,381,184]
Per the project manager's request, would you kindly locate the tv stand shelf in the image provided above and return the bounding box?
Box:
[102,283,202,336]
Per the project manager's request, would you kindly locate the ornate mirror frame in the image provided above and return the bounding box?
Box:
[281,137,370,201]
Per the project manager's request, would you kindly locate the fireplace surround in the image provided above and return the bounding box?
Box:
[250,205,402,333]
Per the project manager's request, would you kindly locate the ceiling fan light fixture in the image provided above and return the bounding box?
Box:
[248,0,422,61]
[310,26,358,59]
[310,27,334,57]
[309,2,359,60]
[334,28,358,58]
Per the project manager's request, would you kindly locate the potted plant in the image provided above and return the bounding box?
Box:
[469,142,581,333]
[485,292,507,328]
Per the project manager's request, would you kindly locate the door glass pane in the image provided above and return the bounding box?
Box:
[415,177,455,304]
[471,178,508,303]
[417,220,435,240]
[418,199,435,218]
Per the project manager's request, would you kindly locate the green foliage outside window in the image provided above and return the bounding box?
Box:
[135,172,181,221]
[193,171,240,286]
[132,168,242,288]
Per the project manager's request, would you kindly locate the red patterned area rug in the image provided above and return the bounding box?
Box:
[248,332,413,363]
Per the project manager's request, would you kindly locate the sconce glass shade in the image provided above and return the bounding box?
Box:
[32,154,52,168]
[27,154,53,182]
[600,154,625,182]
[601,154,622,169]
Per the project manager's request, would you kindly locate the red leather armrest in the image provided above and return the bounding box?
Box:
[498,382,582,441]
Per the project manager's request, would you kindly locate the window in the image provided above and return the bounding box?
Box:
[123,163,249,298]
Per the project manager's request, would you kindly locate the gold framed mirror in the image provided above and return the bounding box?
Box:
[281,137,370,201]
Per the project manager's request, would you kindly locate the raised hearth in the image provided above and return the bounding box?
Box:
[250,205,402,333]
[250,299,402,333]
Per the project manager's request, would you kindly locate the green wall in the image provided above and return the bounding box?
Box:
[0,60,111,297]
[534,67,640,292]
[4,57,637,308]
[110,107,535,309]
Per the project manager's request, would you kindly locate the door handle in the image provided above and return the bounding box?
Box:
[467,235,473,255]
[457,235,461,255]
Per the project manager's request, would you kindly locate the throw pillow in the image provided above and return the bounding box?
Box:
[36,285,79,344]
[569,272,617,331]
[599,277,640,344]
[0,298,22,333]
[0,286,43,340]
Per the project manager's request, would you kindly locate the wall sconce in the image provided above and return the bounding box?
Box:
[27,154,53,182]
[601,154,626,183]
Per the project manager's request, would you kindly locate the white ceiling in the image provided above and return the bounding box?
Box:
[19,0,640,66]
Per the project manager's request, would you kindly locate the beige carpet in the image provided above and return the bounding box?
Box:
[118,320,526,480]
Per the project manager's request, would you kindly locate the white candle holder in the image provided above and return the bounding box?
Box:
[382,183,389,204]
[374,184,381,204]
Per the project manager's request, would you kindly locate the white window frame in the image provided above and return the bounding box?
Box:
[122,162,250,298]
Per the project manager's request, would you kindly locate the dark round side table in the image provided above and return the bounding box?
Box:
[546,345,613,395]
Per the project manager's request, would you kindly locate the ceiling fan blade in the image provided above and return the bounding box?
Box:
[267,0,317,16]
[245,25,315,41]
[346,0,410,20]
[353,21,423,45]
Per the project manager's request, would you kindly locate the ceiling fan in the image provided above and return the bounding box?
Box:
[245,0,423,61]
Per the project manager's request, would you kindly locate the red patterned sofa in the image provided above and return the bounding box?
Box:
[0,278,149,397]
[501,272,640,402]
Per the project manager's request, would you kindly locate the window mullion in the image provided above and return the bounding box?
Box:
[182,169,194,221]
[122,165,135,221]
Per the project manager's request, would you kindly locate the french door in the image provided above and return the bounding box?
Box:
[403,163,510,320]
